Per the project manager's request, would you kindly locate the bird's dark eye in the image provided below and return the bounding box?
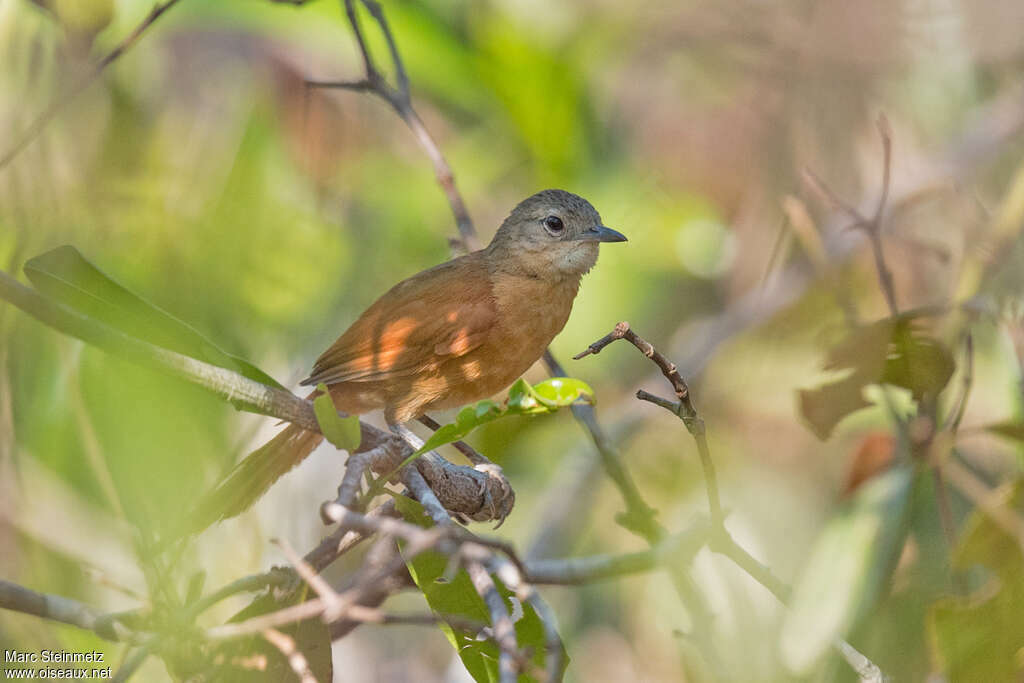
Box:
[543,215,564,233]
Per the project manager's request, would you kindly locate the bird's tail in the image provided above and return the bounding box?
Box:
[182,423,324,537]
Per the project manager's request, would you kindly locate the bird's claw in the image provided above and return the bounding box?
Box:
[472,462,515,528]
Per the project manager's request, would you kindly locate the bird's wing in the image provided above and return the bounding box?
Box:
[301,255,497,387]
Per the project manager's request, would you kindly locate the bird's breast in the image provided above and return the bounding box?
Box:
[490,272,579,366]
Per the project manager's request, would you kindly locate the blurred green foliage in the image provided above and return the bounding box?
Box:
[2,0,1024,681]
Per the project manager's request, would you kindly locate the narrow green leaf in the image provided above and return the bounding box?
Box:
[312,383,361,451]
[780,464,914,674]
[378,378,593,491]
[24,245,283,388]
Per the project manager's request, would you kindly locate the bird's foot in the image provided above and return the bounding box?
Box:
[473,462,515,528]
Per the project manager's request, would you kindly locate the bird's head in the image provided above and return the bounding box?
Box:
[487,189,626,278]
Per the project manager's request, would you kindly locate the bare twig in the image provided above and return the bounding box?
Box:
[576,322,723,526]
[274,538,344,621]
[0,579,142,642]
[802,114,898,315]
[305,499,397,572]
[0,0,185,172]
[577,322,885,680]
[309,0,478,250]
[184,570,293,622]
[523,520,709,585]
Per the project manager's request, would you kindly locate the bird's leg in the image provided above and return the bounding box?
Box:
[388,422,467,524]
[415,415,515,528]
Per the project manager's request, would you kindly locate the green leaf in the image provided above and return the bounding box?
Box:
[506,378,540,412]
[881,324,955,401]
[312,384,361,451]
[799,315,954,439]
[531,377,595,407]
[780,464,914,674]
[24,245,283,388]
[929,482,1024,682]
[394,496,566,682]
[382,378,592,484]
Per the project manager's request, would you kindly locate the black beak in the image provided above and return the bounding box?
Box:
[577,225,627,243]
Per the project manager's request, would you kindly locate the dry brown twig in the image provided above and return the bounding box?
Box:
[802,114,898,316]
[575,321,883,681]
[308,0,478,251]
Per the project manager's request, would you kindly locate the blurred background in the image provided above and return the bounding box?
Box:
[2,0,1024,680]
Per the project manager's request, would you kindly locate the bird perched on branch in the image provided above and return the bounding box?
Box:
[193,189,626,528]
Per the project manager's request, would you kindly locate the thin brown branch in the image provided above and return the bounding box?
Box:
[802,114,899,315]
[309,0,479,250]
[577,322,884,679]
[274,538,344,621]
[306,499,397,572]
[0,0,184,172]
[576,322,723,526]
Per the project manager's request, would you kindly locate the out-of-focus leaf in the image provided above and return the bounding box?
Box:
[799,315,954,439]
[881,324,955,401]
[24,245,283,388]
[474,13,592,176]
[193,587,332,683]
[394,496,566,682]
[313,383,361,451]
[780,464,914,674]
[929,482,1024,682]
[984,420,1024,443]
[799,375,874,441]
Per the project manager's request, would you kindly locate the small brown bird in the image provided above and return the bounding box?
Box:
[198,189,625,525]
